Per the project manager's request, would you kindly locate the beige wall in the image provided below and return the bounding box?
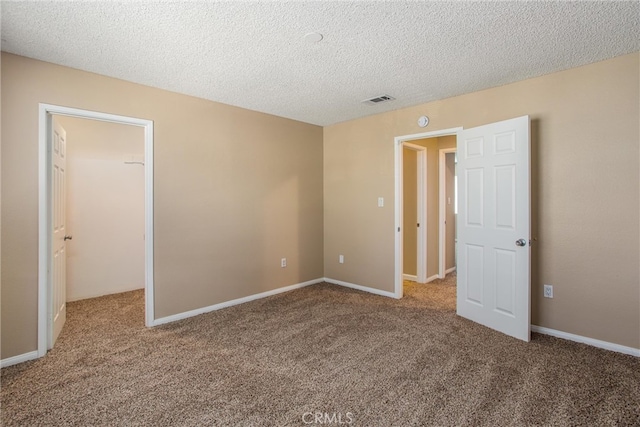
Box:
[445,152,456,271]
[324,53,640,348]
[402,147,417,276]
[58,116,145,302]
[1,53,324,359]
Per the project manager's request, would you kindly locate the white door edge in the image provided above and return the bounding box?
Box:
[393,127,463,298]
[37,103,155,357]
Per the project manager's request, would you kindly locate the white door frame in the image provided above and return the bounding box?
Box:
[438,147,457,279]
[394,127,462,298]
[38,103,155,357]
[402,143,427,284]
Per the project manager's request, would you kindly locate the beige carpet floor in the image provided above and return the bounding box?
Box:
[2,276,639,426]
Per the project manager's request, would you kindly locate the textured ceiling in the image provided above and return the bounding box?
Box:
[1,1,639,126]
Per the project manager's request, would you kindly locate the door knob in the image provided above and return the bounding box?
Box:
[64,235,73,241]
[515,238,526,247]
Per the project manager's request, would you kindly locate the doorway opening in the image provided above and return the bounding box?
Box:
[395,116,532,342]
[394,127,462,298]
[37,104,154,358]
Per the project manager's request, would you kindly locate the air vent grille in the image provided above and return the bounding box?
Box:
[362,95,396,105]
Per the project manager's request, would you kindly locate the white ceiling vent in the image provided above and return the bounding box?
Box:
[362,95,396,106]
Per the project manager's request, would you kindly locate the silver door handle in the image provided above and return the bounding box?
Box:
[64,235,73,241]
[515,238,526,247]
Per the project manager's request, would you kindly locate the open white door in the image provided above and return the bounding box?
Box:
[456,116,531,341]
[50,116,68,348]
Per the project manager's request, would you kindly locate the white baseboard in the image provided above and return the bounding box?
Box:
[531,325,640,357]
[1,350,39,368]
[426,274,440,283]
[445,266,457,275]
[405,275,441,284]
[152,278,324,326]
[323,277,398,299]
[67,285,145,302]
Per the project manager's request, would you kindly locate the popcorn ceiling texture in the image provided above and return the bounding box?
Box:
[1,1,638,126]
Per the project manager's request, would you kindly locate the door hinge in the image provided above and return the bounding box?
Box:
[398,227,401,232]
[417,223,420,227]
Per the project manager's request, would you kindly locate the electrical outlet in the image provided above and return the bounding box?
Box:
[339,255,344,264]
[281,258,287,268]
[543,284,553,298]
